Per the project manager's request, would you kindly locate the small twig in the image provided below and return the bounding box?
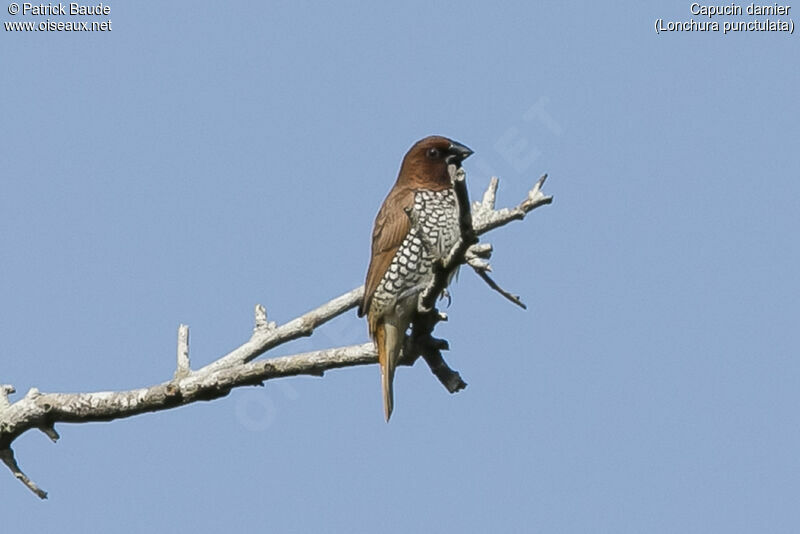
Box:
[472,268,527,309]
[253,304,275,334]
[0,448,47,499]
[466,257,491,272]
[479,176,499,211]
[523,174,551,211]
[39,426,60,443]
[0,385,14,410]
[174,325,191,379]
[254,304,268,330]
[466,242,492,260]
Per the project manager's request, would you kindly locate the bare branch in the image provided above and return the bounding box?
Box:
[472,173,552,235]
[0,343,377,446]
[0,172,552,498]
[199,287,364,374]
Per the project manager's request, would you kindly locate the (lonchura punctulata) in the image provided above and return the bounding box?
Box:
[358,136,473,421]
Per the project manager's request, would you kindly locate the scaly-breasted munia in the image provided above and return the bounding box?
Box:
[358,136,473,421]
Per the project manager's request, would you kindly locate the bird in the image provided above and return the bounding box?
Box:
[358,135,473,421]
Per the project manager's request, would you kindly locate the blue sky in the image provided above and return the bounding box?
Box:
[2,1,799,532]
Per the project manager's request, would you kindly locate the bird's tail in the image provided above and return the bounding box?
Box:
[375,319,404,422]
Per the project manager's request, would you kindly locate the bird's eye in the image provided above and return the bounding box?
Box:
[426,148,440,159]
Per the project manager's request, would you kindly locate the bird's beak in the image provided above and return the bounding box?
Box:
[446,141,474,165]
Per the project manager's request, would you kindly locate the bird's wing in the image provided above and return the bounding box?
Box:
[359,186,414,318]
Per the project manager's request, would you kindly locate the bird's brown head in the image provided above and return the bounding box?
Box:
[396,135,473,190]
